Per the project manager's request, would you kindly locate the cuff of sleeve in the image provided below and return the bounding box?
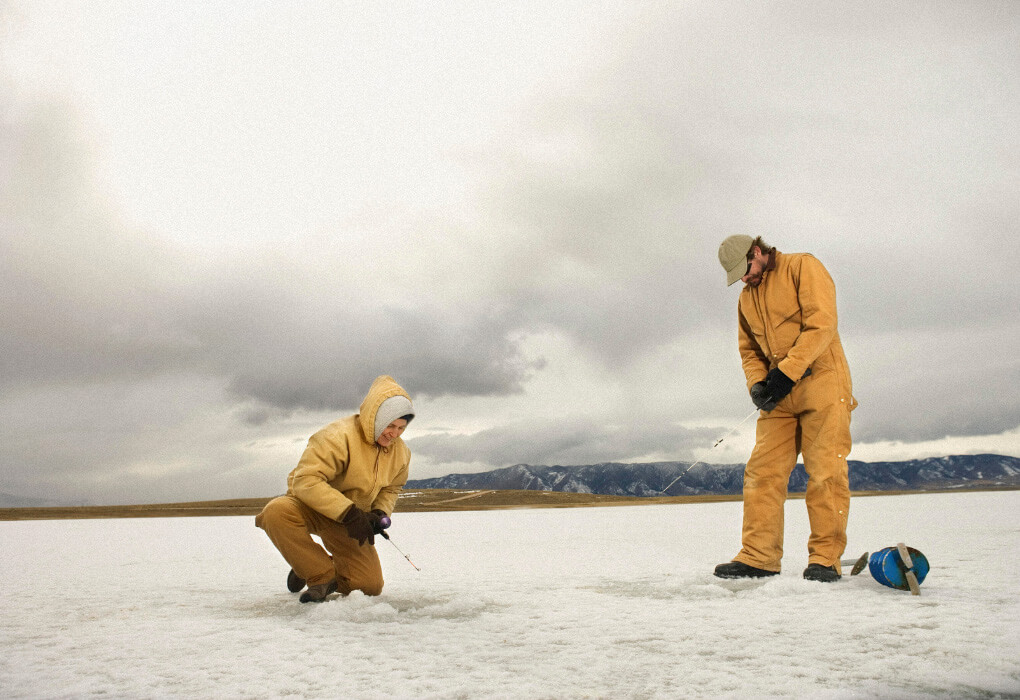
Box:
[777,360,806,382]
[746,375,767,391]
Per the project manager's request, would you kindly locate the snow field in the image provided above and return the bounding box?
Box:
[1,491,1018,698]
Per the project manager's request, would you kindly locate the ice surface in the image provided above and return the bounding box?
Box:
[2,491,1018,698]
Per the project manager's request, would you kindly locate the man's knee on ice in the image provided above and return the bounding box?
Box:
[361,582,383,597]
[340,575,384,597]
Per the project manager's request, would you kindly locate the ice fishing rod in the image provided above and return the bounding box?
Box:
[377,516,421,571]
[661,368,811,495]
[660,407,760,495]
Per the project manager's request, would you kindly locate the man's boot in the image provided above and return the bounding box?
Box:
[287,569,306,593]
[714,561,780,579]
[803,563,841,582]
[299,580,338,603]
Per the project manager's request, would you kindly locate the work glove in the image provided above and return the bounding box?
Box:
[340,505,375,546]
[750,381,777,412]
[764,368,796,405]
[367,509,390,536]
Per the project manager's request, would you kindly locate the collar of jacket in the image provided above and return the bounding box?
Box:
[758,249,778,283]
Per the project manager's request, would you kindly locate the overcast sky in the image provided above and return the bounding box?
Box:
[2,1,1018,505]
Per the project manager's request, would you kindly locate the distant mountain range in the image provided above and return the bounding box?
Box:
[4,455,1017,510]
[406,454,1020,496]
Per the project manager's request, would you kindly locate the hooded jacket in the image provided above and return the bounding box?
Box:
[286,376,412,521]
[737,251,854,402]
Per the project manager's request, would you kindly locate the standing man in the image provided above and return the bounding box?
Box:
[256,375,414,602]
[715,236,856,582]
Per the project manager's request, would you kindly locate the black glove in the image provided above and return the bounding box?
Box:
[340,505,375,546]
[367,509,389,536]
[764,368,796,405]
[750,381,777,412]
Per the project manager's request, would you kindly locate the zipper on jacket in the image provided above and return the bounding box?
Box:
[750,285,773,366]
[372,445,388,492]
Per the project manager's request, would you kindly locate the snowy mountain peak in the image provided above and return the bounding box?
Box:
[408,454,1020,496]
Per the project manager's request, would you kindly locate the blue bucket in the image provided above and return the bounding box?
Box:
[868,546,929,591]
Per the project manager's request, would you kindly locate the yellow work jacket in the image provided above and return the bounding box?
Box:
[286,375,412,521]
[737,251,854,401]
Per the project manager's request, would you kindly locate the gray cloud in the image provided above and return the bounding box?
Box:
[0,375,300,505]
[0,100,541,414]
[845,325,1020,444]
[457,2,1020,443]
[409,416,719,469]
[476,1,1019,345]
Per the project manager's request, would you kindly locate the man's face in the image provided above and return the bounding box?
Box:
[377,418,408,448]
[741,247,768,287]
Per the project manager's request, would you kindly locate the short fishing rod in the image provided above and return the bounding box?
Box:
[662,368,811,495]
[377,516,421,571]
[660,407,759,494]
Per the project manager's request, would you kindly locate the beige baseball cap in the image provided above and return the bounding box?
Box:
[718,235,754,286]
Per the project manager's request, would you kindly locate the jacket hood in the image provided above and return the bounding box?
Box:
[358,375,412,445]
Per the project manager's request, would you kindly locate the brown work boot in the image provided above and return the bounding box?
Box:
[713,561,779,579]
[299,580,338,603]
[287,569,306,593]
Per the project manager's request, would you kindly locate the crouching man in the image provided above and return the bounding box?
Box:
[256,375,414,602]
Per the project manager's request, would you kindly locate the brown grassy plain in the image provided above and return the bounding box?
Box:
[0,487,997,521]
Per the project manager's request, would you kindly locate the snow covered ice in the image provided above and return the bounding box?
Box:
[2,491,1019,699]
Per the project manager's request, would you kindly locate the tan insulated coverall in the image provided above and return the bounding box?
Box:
[735,252,856,571]
[256,375,412,595]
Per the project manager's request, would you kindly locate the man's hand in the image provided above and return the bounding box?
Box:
[367,509,389,536]
[750,381,777,412]
[340,505,375,546]
[764,368,796,403]
[752,367,812,412]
